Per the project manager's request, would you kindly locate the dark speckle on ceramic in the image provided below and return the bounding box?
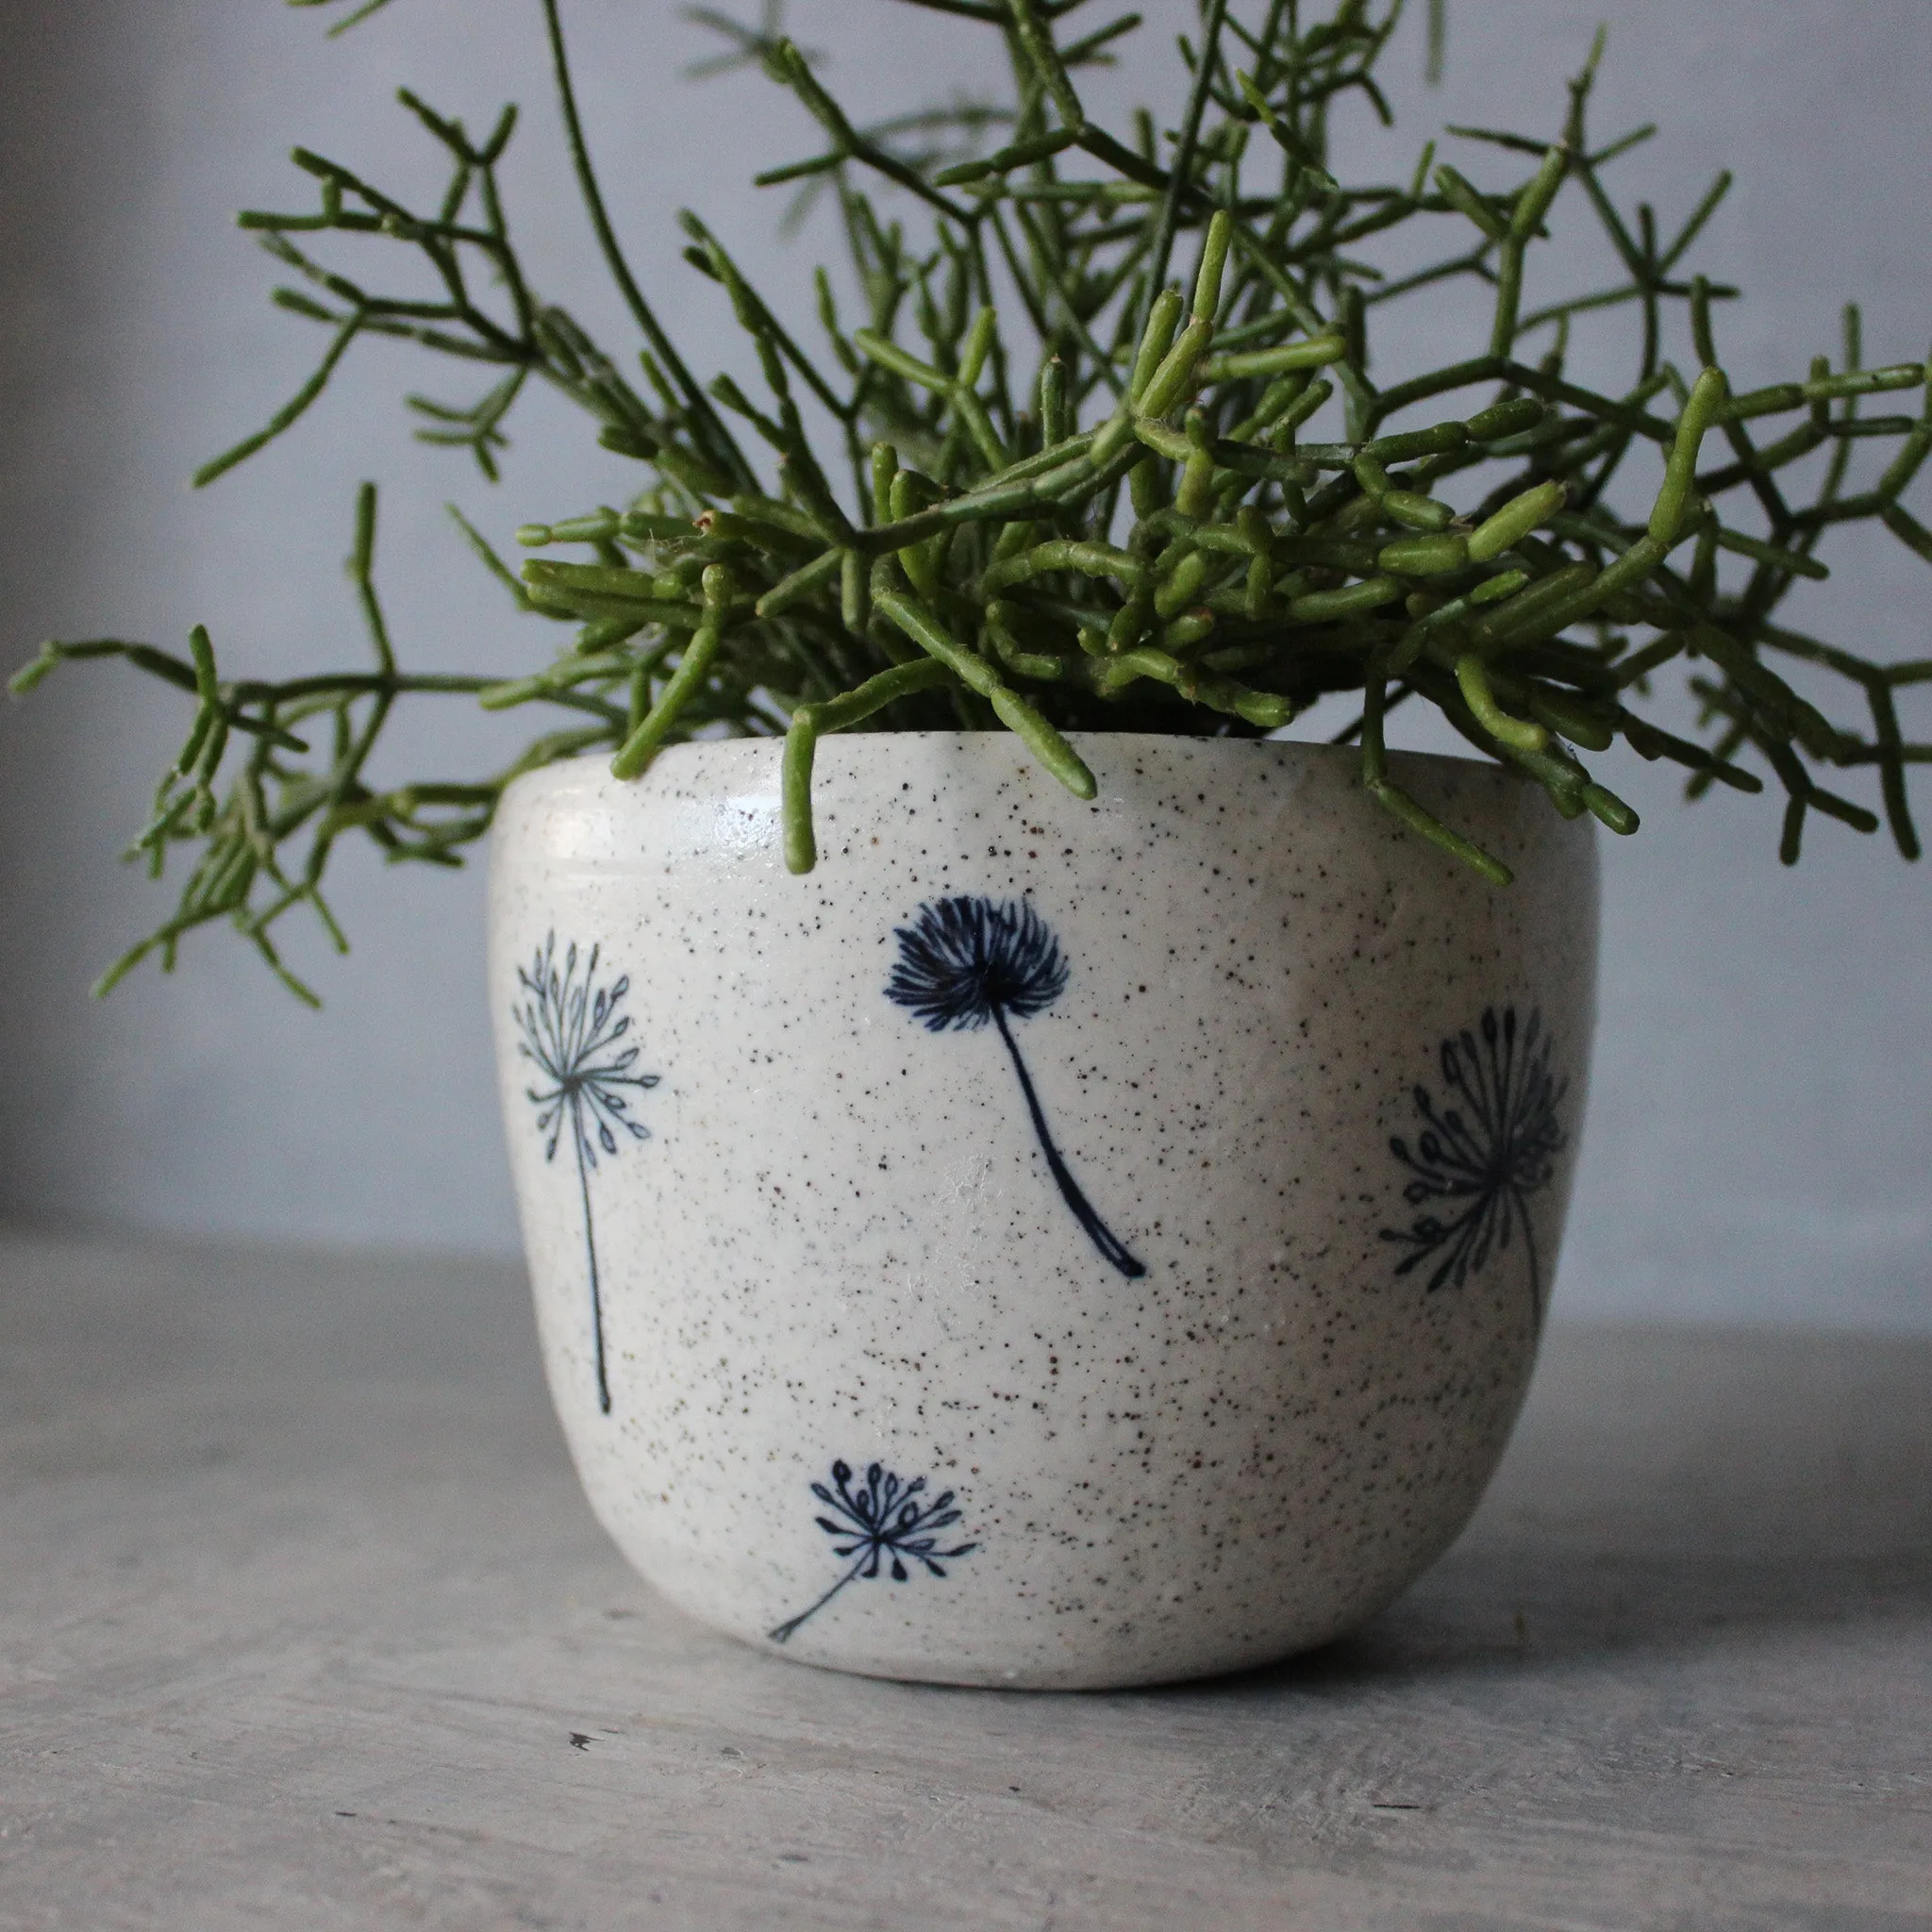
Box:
[489,734,1598,1690]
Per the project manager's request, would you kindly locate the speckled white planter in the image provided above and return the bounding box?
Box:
[489,734,1596,1690]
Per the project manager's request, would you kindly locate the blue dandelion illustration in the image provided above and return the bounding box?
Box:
[769,1460,977,1644]
[1382,1005,1567,1331]
[886,894,1145,1278]
[513,933,659,1413]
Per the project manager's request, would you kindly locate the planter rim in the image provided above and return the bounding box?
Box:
[502,729,1524,807]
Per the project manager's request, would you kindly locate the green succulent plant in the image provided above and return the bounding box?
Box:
[12,0,1927,1002]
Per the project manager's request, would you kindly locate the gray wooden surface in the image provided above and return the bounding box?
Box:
[1,1231,1926,1930]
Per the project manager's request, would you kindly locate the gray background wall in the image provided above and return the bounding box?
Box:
[1,0,1926,1328]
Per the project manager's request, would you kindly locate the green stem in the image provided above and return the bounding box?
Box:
[539,0,750,491]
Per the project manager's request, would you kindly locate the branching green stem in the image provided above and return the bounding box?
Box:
[15,0,1928,998]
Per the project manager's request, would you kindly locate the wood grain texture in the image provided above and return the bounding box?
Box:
[1,1230,1926,1930]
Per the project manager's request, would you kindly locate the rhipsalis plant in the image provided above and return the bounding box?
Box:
[12,0,1929,1002]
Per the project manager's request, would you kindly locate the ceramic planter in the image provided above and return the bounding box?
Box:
[489,733,1596,1689]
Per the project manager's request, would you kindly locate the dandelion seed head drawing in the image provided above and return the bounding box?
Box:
[1382,1006,1567,1328]
[769,1458,977,1644]
[513,932,658,1414]
[886,895,1144,1279]
[886,895,1068,1033]
[514,934,658,1168]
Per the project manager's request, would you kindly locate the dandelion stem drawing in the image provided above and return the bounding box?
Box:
[514,933,658,1413]
[886,895,1145,1279]
[769,1459,976,1644]
[1382,1007,1567,1332]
